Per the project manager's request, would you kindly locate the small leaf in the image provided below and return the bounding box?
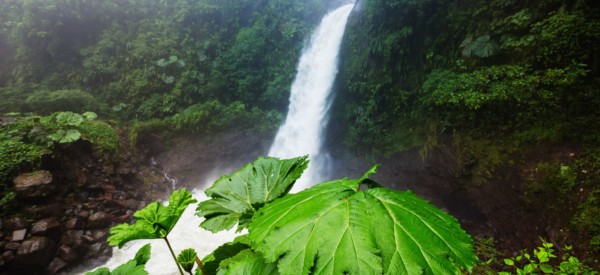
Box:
[82,112,98,121]
[197,156,308,232]
[108,189,196,248]
[169,55,178,63]
[539,264,554,273]
[504,259,515,266]
[111,260,148,275]
[134,244,152,265]
[177,248,198,273]
[157,59,169,67]
[85,267,111,275]
[524,263,535,273]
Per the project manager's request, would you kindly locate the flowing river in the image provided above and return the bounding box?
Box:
[91,3,354,274]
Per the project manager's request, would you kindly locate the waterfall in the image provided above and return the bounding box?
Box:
[269,3,354,192]
[85,4,354,274]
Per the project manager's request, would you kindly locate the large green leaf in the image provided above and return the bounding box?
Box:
[108,189,197,247]
[196,156,308,233]
[48,129,81,143]
[56,111,84,126]
[247,168,477,274]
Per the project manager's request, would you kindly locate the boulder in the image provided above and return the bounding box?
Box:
[13,236,56,274]
[4,242,20,251]
[46,257,68,274]
[63,217,85,230]
[25,203,65,217]
[60,230,83,246]
[11,229,27,242]
[87,211,111,229]
[84,243,103,260]
[3,250,15,263]
[3,217,28,232]
[31,218,61,240]
[57,242,89,264]
[91,229,108,242]
[13,170,56,199]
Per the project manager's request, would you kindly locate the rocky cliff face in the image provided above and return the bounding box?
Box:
[0,139,170,274]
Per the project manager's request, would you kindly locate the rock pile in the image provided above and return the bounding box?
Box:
[0,141,170,274]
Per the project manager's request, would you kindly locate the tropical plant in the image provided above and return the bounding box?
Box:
[107,189,197,275]
[460,35,499,58]
[500,239,597,275]
[104,156,478,275]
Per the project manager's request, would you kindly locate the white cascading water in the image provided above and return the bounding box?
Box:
[86,4,354,274]
[269,3,354,192]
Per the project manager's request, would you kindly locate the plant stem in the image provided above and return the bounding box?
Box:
[163,236,184,275]
[195,256,206,275]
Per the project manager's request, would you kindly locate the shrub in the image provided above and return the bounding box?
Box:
[25,89,107,115]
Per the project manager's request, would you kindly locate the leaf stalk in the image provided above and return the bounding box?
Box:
[164,236,184,275]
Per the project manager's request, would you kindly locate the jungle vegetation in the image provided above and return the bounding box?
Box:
[1,0,600,272]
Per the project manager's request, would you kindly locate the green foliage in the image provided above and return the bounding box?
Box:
[24,89,106,115]
[86,244,151,275]
[197,156,309,232]
[500,240,597,275]
[108,189,197,247]
[98,157,477,274]
[78,121,120,153]
[420,64,587,132]
[461,35,500,58]
[0,0,329,122]
[0,191,17,217]
[177,248,198,274]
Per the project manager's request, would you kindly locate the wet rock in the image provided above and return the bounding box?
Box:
[126,199,140,209]
[87,212,111,228]
[81,234,95,244]
[78,210,90,219]
[46,257,68,274]
[31,218,61,240]
[105,199,127,209]
[13,236,56,274]
[4,217,28,232]
[91,230,108,242]
[60,230,84,246]
[13,170,56,199]
[64,217,85,230]
[57,243,89,264]
[3,250,14,263]
[84,243,104,260]
[4,242,20,251]
[11,229,26,242]
[0,256,5,268]
[25,203,65,218]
